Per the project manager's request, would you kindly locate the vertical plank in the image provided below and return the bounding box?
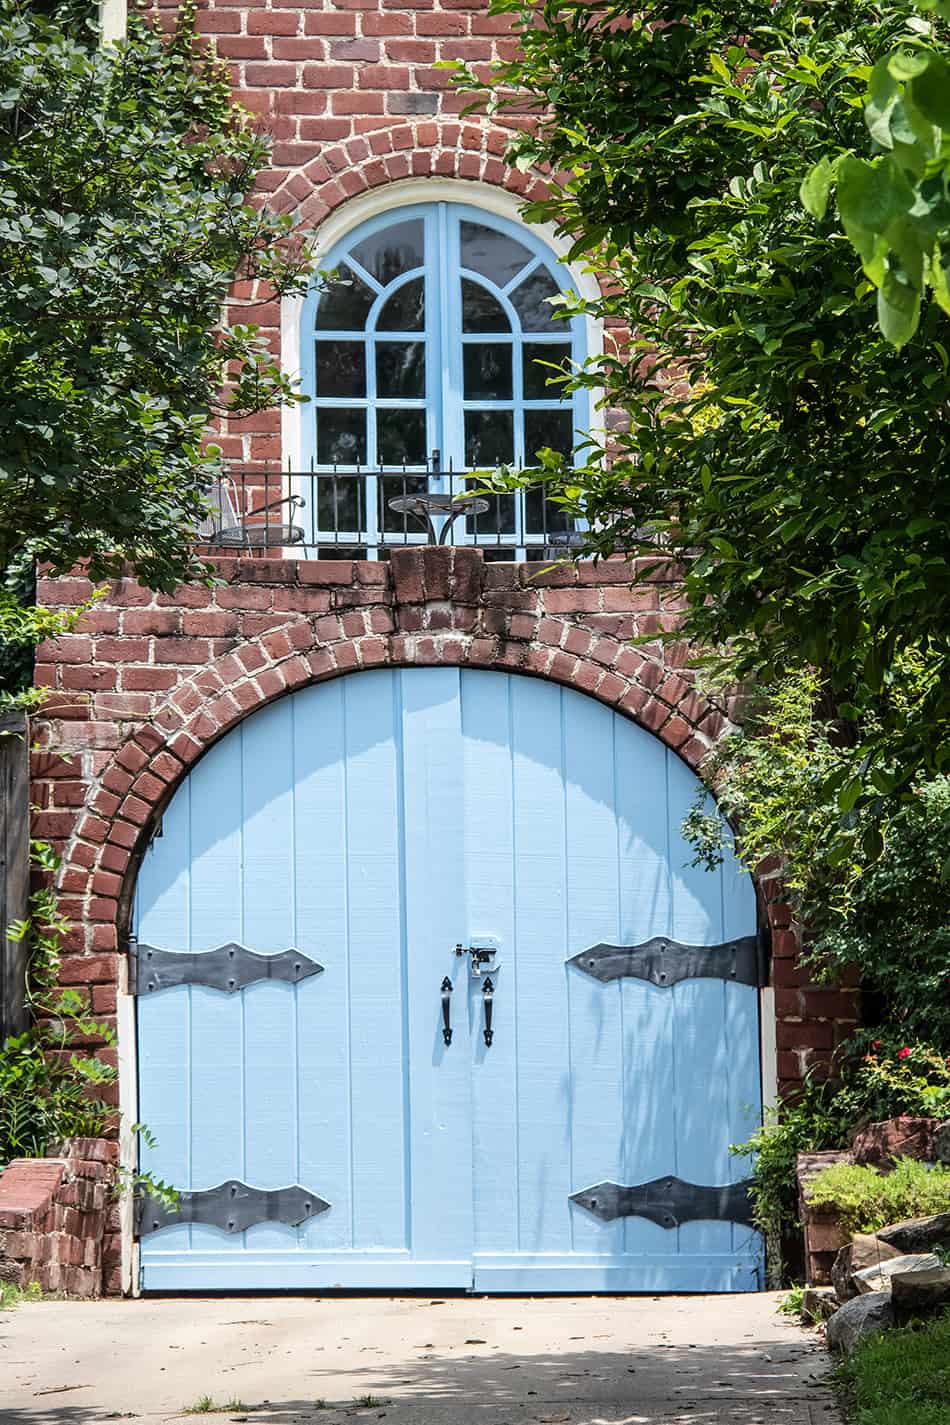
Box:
[462,670,517,1258]
[400,667,472,1274]
[509,677,572,1256]
[292,681,351,1252]
[343,670,407,1251]
[563,689,624,1262]
[614,719,678,1259]
[0,712,29,1039]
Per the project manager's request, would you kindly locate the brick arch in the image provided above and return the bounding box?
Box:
[270,120,553,229]
[60,619,724,948]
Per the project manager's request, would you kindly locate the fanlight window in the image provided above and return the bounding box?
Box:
[300,202,587,556]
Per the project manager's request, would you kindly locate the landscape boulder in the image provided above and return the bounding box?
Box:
[850,1117,937,1168]
[877,1211,950,1254]
[826,1292,894,1354]
[831,1232,902,1303]
[891,1266,950,1317]
[801,1287,838,1323]
[934,1121,950,1166]
[852,1252,942,1294]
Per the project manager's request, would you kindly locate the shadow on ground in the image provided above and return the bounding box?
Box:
[0,1339,838,1425]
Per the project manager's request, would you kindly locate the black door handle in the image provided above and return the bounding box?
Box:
[482,976,494,1047]
[441,976,453,1045]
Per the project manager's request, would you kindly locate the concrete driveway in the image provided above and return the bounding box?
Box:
[0,1293,838,1425]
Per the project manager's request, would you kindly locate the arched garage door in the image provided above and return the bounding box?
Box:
[134,668,764,1293]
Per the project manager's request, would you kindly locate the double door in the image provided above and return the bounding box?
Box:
[135,668,763,1291]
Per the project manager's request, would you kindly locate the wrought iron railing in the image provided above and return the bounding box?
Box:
[196,456,585,561]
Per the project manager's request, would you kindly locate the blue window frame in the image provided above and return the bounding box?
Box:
[299,202,588,556]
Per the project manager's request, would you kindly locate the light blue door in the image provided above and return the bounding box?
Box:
[135,669,763,1292]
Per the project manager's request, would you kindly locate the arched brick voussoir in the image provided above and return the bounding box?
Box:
[284,122,555,229]
[59,621,724,932]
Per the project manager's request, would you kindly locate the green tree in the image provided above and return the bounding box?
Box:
[0,0,310,683]
[457,1,950,791]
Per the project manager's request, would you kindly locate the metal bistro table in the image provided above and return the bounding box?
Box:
[386,492,491,545]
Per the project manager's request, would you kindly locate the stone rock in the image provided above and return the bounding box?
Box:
[832,1232,903,1303]
[801,1286,838,1323]
[826,1292,894,1354]
[934,1121,950,1166]
[877,1211,950,1253]
[850,1117,937,1168]
[891,1265,950,1316]
[852,1252,942,1294]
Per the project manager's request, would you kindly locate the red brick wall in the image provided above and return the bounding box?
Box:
[0,1139,117,1298]
[32,549,859,1109]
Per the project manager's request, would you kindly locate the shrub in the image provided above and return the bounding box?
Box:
[807,1158,950,1236]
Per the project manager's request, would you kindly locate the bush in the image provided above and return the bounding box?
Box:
[807,1158,950,1236]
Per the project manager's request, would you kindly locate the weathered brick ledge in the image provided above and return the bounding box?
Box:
[0,1138,117,1297]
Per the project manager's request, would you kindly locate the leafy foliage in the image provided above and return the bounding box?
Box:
[803,3,950,346]
[807,1156,950,1234]
[685,674,950,1047]
[458,0,950,785]
[733,1038,950,1243]
[0,0,311,678]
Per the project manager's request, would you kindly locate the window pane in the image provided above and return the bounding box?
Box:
[462,279,510,334]
[376,342,425,398]
[317,474,366,533]
[316,263,375,331]
[465,410,514,467]
[467,490,515,536]
[525,408,574,462]
[523,342,572,399]
[315,341,366,398]
[351,218,424,285]
[377,409,427,465]
[460,221,531,288]
[377,277,425,332]
[381,475,429,533]
[463,343,512,400]
[525,487,574,534]
[317,409,366,466]
[510,268,564,332]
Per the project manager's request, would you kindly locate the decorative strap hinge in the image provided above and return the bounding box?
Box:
[135,1181,330,1237]
[570,1176,755,1230]
[131,941,324,995]
[566,933,764,987]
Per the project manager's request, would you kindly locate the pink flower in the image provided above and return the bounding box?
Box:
[898,1047,912,1060]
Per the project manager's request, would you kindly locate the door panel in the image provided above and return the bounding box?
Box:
[136,668,763,1293]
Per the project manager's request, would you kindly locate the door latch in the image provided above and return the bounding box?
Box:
[455,936,500,977]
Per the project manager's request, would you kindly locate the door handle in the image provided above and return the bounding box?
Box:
[482,976,495,1047]
[441,976,453,1046]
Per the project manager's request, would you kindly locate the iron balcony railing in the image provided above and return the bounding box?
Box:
[196,455,586,561]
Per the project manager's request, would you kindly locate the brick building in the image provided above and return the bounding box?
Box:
[25,0,857,1296]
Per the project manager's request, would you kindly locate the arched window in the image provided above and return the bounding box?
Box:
[299,202,587,558]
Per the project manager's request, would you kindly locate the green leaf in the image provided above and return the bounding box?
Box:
[909,53,950,127]
[800,157,834,221]
[878,264,922,348]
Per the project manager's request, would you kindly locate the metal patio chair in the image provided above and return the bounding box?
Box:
[197,477,306,552]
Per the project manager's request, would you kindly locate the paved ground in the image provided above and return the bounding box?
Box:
[0,1294,838,1425]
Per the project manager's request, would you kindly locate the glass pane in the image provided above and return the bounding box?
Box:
[317,474,366,533]
[377,409,427,465]
[465,410,514,467]
[315,264,375,332]
[377,277,424,332]
[376,341,425,398]
[525,408,574,462]
[510,268,564,332]
[317,408,366,466]
[467,490,515,536]
[351,218,424,285]
[525,487,574,535]
[523,342,572,399]
[381,474,429,534]
[460,221,532,288]
[462,279,510,334]
[463,343,512,400]
[315,341,366,398]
